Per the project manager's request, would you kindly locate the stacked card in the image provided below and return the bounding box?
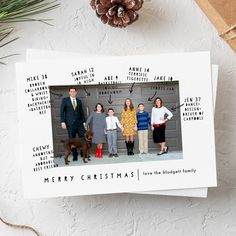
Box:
[16,50,218,198]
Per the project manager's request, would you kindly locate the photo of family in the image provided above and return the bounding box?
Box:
[50,82,183,167]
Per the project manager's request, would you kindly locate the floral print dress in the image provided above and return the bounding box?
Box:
[121,108,137,136]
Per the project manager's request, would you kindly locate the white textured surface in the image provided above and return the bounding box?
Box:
[0,0,236,235]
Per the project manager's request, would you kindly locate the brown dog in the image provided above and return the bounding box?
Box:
[61,129,93,165]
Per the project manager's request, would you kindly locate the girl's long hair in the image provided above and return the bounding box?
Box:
[124,98,134,111]
[94,103,104,113]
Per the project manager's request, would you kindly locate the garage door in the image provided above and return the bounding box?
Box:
[50,81,182,156]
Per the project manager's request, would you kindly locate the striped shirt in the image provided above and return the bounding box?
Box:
[136,111,150,131]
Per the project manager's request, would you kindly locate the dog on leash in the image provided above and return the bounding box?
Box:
[61,129,93,165]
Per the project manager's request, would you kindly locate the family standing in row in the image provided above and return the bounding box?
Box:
[60,88,173,161]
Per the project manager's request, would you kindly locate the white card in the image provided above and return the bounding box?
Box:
[26,49,218,198]
[17,52,217,198]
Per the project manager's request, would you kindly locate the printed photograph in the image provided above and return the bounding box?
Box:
[49,82,183,167]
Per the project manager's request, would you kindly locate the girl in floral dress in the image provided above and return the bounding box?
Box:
[121,98,137,155]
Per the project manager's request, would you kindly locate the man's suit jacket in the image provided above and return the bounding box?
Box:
[60,97,85,126]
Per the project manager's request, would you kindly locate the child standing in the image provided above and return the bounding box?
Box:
[86,103,106,158]
[136,103,150,154]
[106,108,123,157]
[121,98,137,155]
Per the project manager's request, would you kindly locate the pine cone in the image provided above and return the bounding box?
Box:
[90,0,143,28]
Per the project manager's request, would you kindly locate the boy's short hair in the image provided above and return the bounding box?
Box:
[138,103,144,107]
[69,87,77,91]
[108,108,114,112]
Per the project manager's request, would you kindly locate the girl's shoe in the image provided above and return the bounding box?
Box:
[125,141,130,155]
[99,148,103,158]
[95,148,99,158]
[129,141,134,155]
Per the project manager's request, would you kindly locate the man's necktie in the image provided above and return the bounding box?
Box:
[72,99,76,110]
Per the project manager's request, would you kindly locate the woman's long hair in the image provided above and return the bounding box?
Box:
[124,98,134,111]
[153,97,163,108]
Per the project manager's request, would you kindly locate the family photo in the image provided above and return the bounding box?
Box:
[50,82,183,167]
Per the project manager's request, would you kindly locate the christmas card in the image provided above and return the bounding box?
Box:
[26,49,218,198]
[16,52,217,198]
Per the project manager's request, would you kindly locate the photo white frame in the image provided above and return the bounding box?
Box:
[17,52,217,198]
[26,49,219,198]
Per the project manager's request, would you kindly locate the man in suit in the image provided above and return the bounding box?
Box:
[60,88,86,161]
